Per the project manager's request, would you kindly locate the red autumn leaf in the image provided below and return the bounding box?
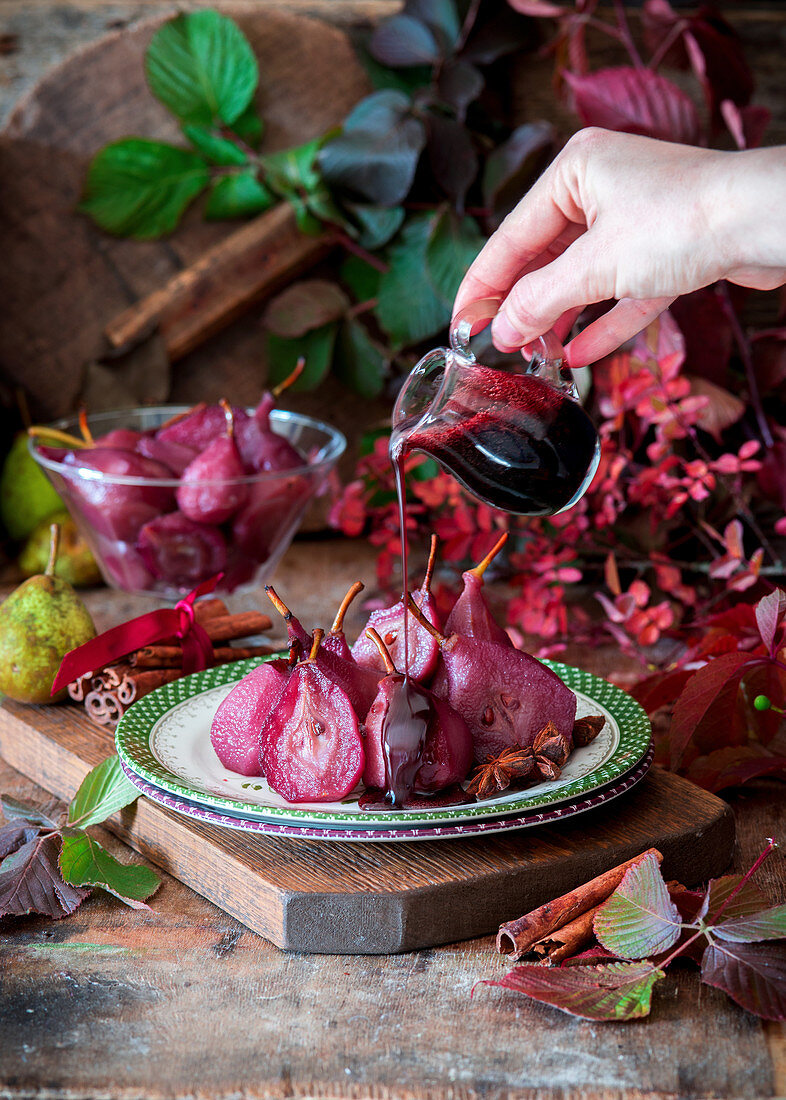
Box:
[630,667,692,714]
[722,101,772,150]
[562,67,700,145]
[0,834,90,919]
[483,960,665,1021]
[701,941,786,1020]
[687,746,786,794]
[688,377,745,442]
[754,589,786,655]
[703,876,771,925]
[506,0,565,15]
[670,287,733,385]
[668,650,752,769]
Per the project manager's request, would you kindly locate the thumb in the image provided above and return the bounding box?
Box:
[490,232,612,350]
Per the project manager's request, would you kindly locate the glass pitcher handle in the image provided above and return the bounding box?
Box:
[450,298,578,398]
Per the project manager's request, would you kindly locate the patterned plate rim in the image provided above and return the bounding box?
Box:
[120,747,653,842]
[115,657,652,827]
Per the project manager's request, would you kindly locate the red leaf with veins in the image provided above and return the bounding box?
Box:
[0,834,90,919]
[668,650,751,769]
[562,68,700,145]
[701,942,786,1020]
[754,590,786,654]
[687,746,786,794]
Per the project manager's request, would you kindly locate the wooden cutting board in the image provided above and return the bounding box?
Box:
[0,699,735,954]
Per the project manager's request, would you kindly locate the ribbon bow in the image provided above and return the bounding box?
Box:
[51,574,223,697]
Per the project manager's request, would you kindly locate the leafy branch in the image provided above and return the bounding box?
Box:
[480,843,786,1022]
[0,756,160,919]
[79,3,553,397]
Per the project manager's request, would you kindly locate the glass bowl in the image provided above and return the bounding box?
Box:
[30,406,346,600]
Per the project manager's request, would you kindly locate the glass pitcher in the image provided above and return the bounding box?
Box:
[391,298,600,516]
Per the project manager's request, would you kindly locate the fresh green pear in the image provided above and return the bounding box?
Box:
[18,510,102,588]
[0,525,96,704]
[0,432,64,540]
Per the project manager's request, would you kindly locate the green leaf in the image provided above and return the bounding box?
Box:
[263,137,325,196]
[340,255,382,303]
[343,202,405,250]
[334,320,388,398]
[486,961,665,1022]
[425,208,485,303]
[713,904,786,943]
[183,124,248,166]
[230,100,264,147]
[408,0,461,51]
[59,833,160,909]
[264,280,349,338]
[319,91,426,207]
[67,756,140,830]
[267,324,338,392]
[376,212,450,348]
[594,852,682,960]
[80,138,210,238]
[145,10,258,126]
[205,172,275,219]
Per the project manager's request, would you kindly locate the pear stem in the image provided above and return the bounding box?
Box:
[219,398,235,440]
[422,534,438,593]
[28,426,90,449]
[78,408,94,445]
[308,628,324,662]
[406,593,445,644]
[46,524,60,577]
[159,403,206,431]
[265,585,293,623]
[272,357,306,398]
[470,531,509,579]
[365,627,398,676]
[331,581,364,635]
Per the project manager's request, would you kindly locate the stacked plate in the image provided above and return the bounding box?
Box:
[115,658,653,843]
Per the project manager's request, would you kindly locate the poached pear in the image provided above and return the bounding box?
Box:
[0,525,96,703]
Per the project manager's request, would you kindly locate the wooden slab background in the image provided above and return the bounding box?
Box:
[0,696,735,954]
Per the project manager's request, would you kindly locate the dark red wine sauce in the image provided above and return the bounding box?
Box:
[369,446,438,807]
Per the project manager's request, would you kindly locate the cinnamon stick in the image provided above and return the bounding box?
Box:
[131,642,277,669]
[202,611,272,643]
[497,848,663,960]
[531,905,602,966]
[194,598,230,623]
[104,205,330,361]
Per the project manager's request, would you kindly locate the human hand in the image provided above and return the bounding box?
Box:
[454,128,786,367]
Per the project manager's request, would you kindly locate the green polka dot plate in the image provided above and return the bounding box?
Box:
[115,657,652,829]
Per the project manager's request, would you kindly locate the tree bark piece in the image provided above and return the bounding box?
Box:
[497,847,663,960]
[104,205,332,361]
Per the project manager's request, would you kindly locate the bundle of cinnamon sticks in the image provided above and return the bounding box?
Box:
[68,598,276,728]
[497,848,663,965]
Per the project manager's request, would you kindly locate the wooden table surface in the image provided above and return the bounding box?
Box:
[1,538,786,1100]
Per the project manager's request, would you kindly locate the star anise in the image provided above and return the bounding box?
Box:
[573,714,606,747]
[466,745,535,800]
[533,721,571,767]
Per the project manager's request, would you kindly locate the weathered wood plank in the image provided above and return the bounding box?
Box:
[0,743,781,1100]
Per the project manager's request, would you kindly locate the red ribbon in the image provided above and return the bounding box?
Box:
[51,574,224,697]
